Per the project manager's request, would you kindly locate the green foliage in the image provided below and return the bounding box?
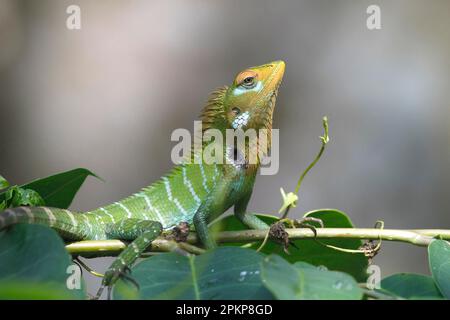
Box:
[0,224,86,300]
[380,273,443,299]
[0,168,99,209]
[428,240,450,299]
[376,240,450,300]
[1,186,45,209]
[260,255,362,299]
[0,281,83,300]
[1,175,44,210]
[1,167,449,300]
[114,247,363,300]
[210,209,369,282]
[114,247,273,300]
[0,175,9,190]
[0,168,97,299]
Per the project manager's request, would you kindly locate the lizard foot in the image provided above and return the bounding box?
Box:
[94,266,139,300]
[268,217,324,254]
[167,221,190,242]
[269,221,291,254]
[292,216,324,237]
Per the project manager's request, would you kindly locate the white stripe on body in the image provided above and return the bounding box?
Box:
[116,202,133,219]
[42,207,56,227]
[137,192,166,226]
[64,209,78,227]
[100,207,115,224]
[182,166,201,206]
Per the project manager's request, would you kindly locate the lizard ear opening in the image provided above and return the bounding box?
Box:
[231,107,241,115]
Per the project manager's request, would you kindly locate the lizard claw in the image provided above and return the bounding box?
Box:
[94,266,139,300]
[269,221,291,254]
[293,216,324,237]
[265,217,324,254]
[93,285,105,300]
[167,221,190,242]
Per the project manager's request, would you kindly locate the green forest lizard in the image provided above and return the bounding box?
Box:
[0,60,286,298]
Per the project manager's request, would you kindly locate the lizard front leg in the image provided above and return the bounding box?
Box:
[234,193,323,252]
[234,191,270,230]
[234,192,299,251]
[95,219,162,299]
[193,179,232,250]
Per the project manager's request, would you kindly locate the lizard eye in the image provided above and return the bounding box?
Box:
[241,76,255,88]
[242,77,255,87]
[235,70,258,89]
[232,107,241,115]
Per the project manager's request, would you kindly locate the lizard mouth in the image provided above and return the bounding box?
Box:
[267,82,281,110]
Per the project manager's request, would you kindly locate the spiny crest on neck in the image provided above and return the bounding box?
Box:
[197,84,276,164]
[200,86,228,133]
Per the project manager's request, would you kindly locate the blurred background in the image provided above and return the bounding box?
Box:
[0,0,449,296]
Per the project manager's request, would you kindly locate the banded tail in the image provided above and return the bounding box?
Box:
[0,206,88,240]
[0,162,221,241]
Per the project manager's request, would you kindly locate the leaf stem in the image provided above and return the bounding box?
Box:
[294,116,329,195]
[65,228,450,257]
[280,116,330,219]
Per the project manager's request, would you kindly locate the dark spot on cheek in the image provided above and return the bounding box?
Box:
[233,147,249,169]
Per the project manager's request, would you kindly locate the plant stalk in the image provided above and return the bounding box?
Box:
[65,228,449,257]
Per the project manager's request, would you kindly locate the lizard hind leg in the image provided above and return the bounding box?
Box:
[94,219,162,300]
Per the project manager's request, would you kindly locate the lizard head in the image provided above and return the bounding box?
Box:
[224,60,285,131]
[199,61,285,166]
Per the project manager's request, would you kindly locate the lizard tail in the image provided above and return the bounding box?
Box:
[0,206,86,240]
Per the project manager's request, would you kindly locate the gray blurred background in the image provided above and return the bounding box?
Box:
[0,0,449,296]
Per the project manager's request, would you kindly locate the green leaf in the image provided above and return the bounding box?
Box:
[0,281,83,300]
[381,273,443,299]
[4,186,45,207]
[12,188,45,207]
[260,255,362,300]
[0,175,9,190]
[0,168,99,209]
[210,209,369,281]
[0,224,86,300]
[114,247,273,300]
[428,240,450,299]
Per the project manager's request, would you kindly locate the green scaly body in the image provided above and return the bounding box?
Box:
[0,162,221,240]
[0,61,285,297]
